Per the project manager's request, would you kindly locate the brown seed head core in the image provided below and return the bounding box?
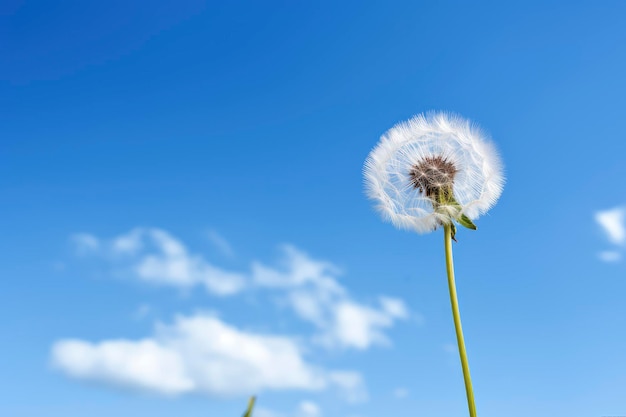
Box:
[409,155,458,201]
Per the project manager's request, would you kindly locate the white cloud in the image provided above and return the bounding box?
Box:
[380,296,409,318]
[134,229,245,295]
[443,343,457,355]
[51,338,194,395]
[72,228,246,296]
[132,304,152,320]
[112,228,144,254]
[595,207,626,245]
[253,246,410,351]
[52,313,364,399]
[319,298,407,350]
[254,407,283,417]
[72,230,411,351]
[52,261,66,272]
[327,371,368,404]
[297,401,321,417]
[393,387,409,399]
[63,228,411,402]
[252,245,344,295]
[256,401,325,417]
[207,229,235,258]
[598,251,622,262]
[74,228,409,350]
[70,228,409,350]
[71,233,100,254]
[595,206,626,263]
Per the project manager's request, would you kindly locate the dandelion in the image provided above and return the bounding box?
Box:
[363,112,504,417]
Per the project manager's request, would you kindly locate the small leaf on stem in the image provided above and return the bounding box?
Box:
[457,214,477,230]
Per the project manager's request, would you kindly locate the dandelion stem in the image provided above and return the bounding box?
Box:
[444,223,477,417]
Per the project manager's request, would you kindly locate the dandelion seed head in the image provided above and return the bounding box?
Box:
[363,112,505,234]
[409,155,458,198]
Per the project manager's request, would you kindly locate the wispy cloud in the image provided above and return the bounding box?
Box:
[252,245,410,350]
[393,387,409,399]
[132,303,152,320]
[595,206,626,262]
[297,401,321,417]
[443,343,457,354]
[207,229,235,258]
[598,250,621,263]
[255,401,323,417]
[316,298,408,350]
[112,228,144,254]
[71,233,100,254]
[133,229,246,295]
[71,230,413,350]
[595,207,625,245]
[254,407,282,417]
[52,313,364,400]
[71,228,246,296]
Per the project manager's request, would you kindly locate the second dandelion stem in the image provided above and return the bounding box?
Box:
[444,223,477,417]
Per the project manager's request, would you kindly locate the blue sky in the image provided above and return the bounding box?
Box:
[1,1,626,416]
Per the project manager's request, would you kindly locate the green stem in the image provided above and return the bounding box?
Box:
[242,396,256,417]
[444,223,477,417]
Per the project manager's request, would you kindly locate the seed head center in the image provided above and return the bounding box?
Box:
[409,156,458,199]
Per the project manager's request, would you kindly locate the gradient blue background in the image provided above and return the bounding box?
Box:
[1,1,625,416]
